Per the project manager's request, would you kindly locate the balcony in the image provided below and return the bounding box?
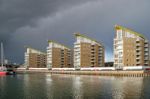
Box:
[136,58,140,61]
[99,51,103,53]
[144,61,149,64]
[136,63,141,66]
[144,44,148,48]
[136,48,142,51]
[145,40,149,43]
[74,49,80,52]
[144,57,149,60]
[91,60,95,62]
[91,55,95,58]
[136,52,141,55]
[144,48,149,52]
[136,38,140,41]
[136,44,141,47]
[136,41,140,43]
[98,54,102,57]
[91,48,95,51]
[91,50,95,52]
[114,42,123,45]
[61,57,64,59]
[145,53,149,56]
[91,52,95,55]
[136,57,141,59]
[136,61,141,65]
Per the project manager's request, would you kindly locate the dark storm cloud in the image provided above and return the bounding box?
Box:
[0,0,92,42]
[0,0,93,63]
[0,0,150,63]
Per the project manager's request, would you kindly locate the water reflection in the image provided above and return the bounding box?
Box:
[1,74,150,99]
[111,77,144,99]
[72,76,83,99]
[22,74,48,99]
[0,76,6,99]
[45,74,53,98]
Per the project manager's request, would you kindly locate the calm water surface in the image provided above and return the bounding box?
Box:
[0,73,150,99]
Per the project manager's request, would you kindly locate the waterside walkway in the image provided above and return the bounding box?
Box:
[17,68,150,77]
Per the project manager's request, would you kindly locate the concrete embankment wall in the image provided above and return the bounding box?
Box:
[17,68,150,77]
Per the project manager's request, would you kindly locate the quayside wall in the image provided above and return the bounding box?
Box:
[17,68,150,77]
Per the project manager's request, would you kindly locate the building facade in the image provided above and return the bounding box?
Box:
[114,25,149,68]
[47,41,72,69]
[74,33,105,69]
[24,47,46,68]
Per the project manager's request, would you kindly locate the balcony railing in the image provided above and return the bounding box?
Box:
[136,48,142,51]
[136,44,141,46]
[136,57,141,59]
[144,48,148,51]
[136,52,141,55]
[144,44,148,47]
[145,53,149,56]
[144,57,149,60]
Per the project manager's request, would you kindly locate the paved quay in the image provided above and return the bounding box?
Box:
[17,68,150,77]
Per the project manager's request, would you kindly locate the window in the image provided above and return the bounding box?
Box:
[117,30,122,39]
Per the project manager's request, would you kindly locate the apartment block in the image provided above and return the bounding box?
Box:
[74,33,105,69]
[47,41,72,69]
[114,25,149,68]
[24,47,46,68]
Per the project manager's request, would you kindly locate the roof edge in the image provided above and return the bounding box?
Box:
[115,25,146,39]
[48,40,71,50]
[24,46,46,54]
[74,32,104,47]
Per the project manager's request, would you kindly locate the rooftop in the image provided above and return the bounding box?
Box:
[24,46,46,54]
[115,25,146,39]
[48,40,71,50]
[74,32,104,47]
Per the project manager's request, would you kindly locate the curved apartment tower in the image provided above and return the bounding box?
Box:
[47,41,71,69]
[74,33,105,69]
[24,47,46,68]
[114,25,149,68]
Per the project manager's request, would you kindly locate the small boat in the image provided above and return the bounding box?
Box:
[0,69,16,76]
[0,71,7,76]
[0,68,16,76]
[6,67,16,75]
[0,42,16,76]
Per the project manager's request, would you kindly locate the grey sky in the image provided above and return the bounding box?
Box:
[0,0,150,64]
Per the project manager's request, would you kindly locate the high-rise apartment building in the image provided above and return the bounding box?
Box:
[114,25,149,68]
[24,47,46,68]
[74,33,105,69]
[47,41,72,69]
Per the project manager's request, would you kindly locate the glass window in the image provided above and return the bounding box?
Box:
[117,30,122,39]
